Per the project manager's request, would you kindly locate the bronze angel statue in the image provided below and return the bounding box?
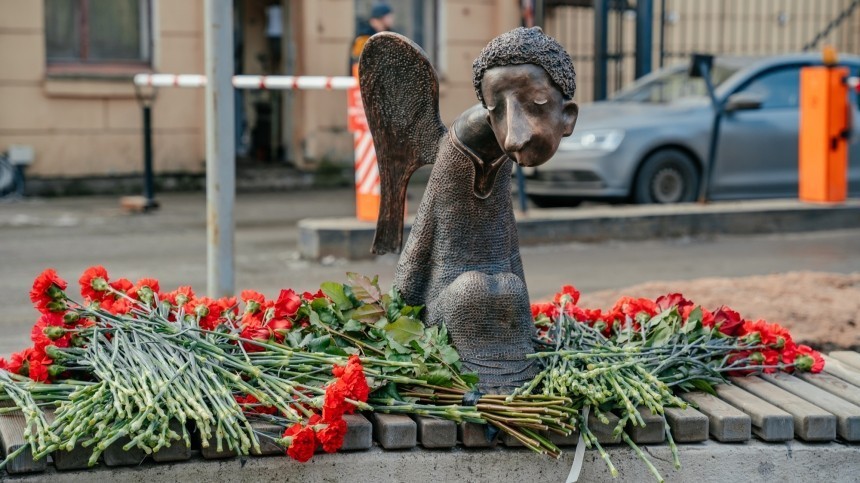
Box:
[359,27,578,391]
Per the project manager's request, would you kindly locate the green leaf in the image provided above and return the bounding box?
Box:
[370,381,404,401]
[308,335,332,353]
[385,336,412,355]
[460,372,480,387]
[346,272,382,303]
[324,344,349,357]
[384,316,424,345]
[342,319,363,333]
[438,345,460,365]
[690,379,717,396]
[686,306,703,326]
[321,282,354,310]
[345,304,385,323]
[423,368,454,387]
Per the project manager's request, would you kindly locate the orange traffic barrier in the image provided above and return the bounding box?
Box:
[799,64,850,203]
[349,65,381,221]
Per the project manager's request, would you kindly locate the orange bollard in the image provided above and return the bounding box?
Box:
[799,65,850,203]
[348,65,381,221]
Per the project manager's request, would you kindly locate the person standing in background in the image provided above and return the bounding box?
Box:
[350,3,395,72]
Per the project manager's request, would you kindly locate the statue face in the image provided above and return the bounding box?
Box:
[481,64,578,167]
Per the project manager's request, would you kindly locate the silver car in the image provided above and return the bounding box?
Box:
[523,54,860,206]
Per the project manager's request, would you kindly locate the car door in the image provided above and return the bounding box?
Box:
[847,63,860,195]
[711,65,806,199]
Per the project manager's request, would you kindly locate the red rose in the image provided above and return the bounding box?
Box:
[713,306,744,336]
[30,269,68,314]
[286,425,317,462]
[655,293,693,312]
[240,321,272,352]
[302,290,326,301]
[78,266,110,302]
[317,419,347,453]
[274,289,302,319]
[553,285,581,305]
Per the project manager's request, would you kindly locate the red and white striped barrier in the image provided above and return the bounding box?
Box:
[135,71,380,221]
[133,74,357,90]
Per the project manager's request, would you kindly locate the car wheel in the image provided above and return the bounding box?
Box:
[528,195,582,208]
[633,149,699,204]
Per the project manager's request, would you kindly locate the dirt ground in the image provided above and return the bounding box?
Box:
[580,271,860,351]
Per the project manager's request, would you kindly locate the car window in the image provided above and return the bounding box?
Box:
[612,64,738,103]
[736,67,801,109]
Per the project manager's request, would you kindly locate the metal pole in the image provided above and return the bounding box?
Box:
[593,0,609,101]
[635,0,653,79]
[142,104,156,209]
[205,0,236,297]
[658,0,666,68]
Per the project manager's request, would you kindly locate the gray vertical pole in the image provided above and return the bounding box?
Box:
[635,0,653,79]
[593,0,608,101]
[204,0,236,297]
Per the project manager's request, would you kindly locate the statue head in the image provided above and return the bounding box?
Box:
[472,27,579,167]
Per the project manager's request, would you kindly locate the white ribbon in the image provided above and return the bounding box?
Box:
[566,406,590,483]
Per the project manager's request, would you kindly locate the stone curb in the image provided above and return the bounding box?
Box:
[5,440,859,482]
[298,199,860,260]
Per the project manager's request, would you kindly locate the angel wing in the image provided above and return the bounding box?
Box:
[359,32,447,255]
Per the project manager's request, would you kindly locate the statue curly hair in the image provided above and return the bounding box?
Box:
[472,26,576,107]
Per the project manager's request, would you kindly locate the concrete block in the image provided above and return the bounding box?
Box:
[762,373,860,441]
[501,431,525,447]
[680,391,751,442]
[625,406,665,444]
[341,413,373,451]
[730,376,836,442]
[103,436,148,467]
[370,413,416,450]
[458,422,498,448]
[412,416,457,448]
[249,422,286,456]
[52,440,96,471]
[796,372,860,407]
[0,412,47,474]
[715,383,793,441]
[200,435,238,460]
[828,351,860,370]
[151,420,192,463]
[588,411,622,444]
[664,406,709,443]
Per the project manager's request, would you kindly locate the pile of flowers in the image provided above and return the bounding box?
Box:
[0,268,827,481]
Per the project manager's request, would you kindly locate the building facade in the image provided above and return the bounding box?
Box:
[0,0,857,182]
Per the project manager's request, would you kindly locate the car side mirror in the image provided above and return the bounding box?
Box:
[724,92,763,112]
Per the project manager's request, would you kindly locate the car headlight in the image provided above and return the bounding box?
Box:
[558,129,624,152]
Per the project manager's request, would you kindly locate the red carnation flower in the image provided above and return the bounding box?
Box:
[331,356,369,406]
[322,380,350,422]
[553,285,581,305]
[794,345,825,373]
[317,419,347,453]
[285,425,317,462]
[30,269,68,314]
[611,296,658,321]
[163,286,195,309]
[110,278,133,293]
[30,313,69,348]
[79,266,110,302]
[240,290,266,315]
[128,277,160,305]
[531,302,557,320]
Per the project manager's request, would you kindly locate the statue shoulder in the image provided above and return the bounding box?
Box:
[452,105,504,162]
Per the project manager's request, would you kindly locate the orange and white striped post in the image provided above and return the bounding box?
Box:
[348,65,381,221]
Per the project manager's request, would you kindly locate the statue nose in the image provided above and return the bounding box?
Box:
[504,104,531,153]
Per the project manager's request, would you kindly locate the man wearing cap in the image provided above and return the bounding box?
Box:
[350,3,395,71]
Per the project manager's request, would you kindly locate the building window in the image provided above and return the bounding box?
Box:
[45,0,151,65]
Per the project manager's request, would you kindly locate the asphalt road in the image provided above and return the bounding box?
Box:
[2,188,859,356]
